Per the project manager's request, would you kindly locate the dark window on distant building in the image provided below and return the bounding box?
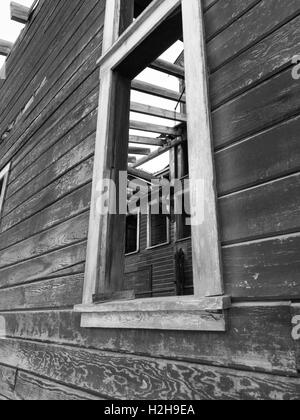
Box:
[175,140,191,240]
[125,213,139,255]
[148,212,169,248]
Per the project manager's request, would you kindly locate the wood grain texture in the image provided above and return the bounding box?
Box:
[14,371,103,400]
[0,305,297,376]
[215,114,300,195]
[0,274,84,311]
[0,338,299,400]
[223,233,300,299]
[291,304,300,370]
[219,173,300,244]
[0,364,17,400]
[1,0,300,401]
[207,0,300,73]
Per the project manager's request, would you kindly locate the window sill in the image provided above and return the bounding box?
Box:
[74,295,231,332]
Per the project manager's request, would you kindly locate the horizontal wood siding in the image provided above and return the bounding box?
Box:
[0,0,299,400]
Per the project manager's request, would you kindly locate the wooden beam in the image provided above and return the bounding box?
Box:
[130,120,181,136]
[128,146,151,155]
[130,101,187,122]
[132,79,185,102]
[149,58,185,79]
[82,0,134,305]
[0,40,13,57]
[0,63,6,81]
[129,135,164,146]
[182,0,223,297]
[132,136,185,168]
[97,0,181,70]
[128,167,157,182]
[10,2,30,24]
[128,156,137,164]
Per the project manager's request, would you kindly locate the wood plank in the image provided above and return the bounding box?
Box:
[6,108,97,200]
[128,156,137,164]
[128,146,151,155]
[219,173,300,244]
[14,371,102,400]
[0,365,17,400]
[97,0,181,70]
[1,157,93,233]
[210,11,300,108]
[0,183,91,253]
[10,2,30,24]
[0,40,13,57]
[0,275,84,311]
[0,338,299,400]
[129,135,163,146]
[1,304,297,376]
[215,114,300,195]
[0,0,82,126]
[131,79,185,102]
[182,0,223,297]
[205,0,261,41]
[207,0,300,73]
[4,133,95,216]
[130,101,187,122]
[0,3,102,170]
[149,58,185,79]
[212,68,300,149]
[132,136,184,168]
[0,241,86,288]
[82,0,134,304]
[130,120,181,135]
[0,212,89,269]
[77,296,229,331]
[291,304,300,370]
[128,167,157,182]
[223,233,300,299]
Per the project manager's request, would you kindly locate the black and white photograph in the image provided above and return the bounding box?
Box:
[0,0,299,403]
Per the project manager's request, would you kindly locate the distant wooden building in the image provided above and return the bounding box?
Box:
[0,0,299,400]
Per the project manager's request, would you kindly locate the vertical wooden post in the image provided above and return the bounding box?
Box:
[181,0,224,297]
[82,0,134,304]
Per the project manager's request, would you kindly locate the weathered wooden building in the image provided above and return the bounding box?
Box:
[0,0,299,400]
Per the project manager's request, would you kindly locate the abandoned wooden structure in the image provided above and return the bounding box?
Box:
[0,0,299,400]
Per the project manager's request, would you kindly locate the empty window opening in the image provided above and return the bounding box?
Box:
[124,6,193,297]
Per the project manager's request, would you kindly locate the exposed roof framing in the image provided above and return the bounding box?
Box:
[10,1,30,24]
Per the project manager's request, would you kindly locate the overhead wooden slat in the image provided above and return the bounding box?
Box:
[128,146,151,155]
[149,58,185,79]
[0,40,13,57]
[130,120,182,136]
[0,64,6,81]
[10,2,30,24]
[130,102,187,122]
[128,167,158,182]
[132,80,186,102]
[129,135,164,146]
[128,156,137,164]
[132,136,185,168]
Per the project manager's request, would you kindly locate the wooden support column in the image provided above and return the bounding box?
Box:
[83,0,134,304]
[10,2,30,24]
[181,0,223,297]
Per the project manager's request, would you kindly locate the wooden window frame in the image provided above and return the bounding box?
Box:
[146,206,170,250]
[125,211,140,256]
[0,163,11,218]
[75,0,231,331]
